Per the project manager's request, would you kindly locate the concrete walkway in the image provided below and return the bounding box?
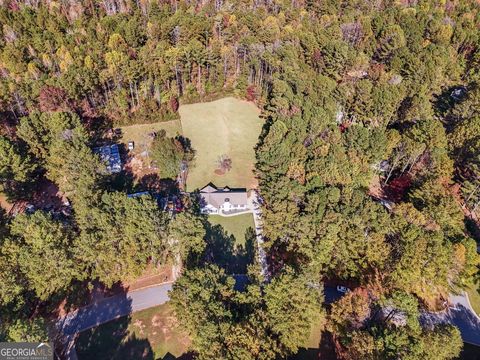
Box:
[57,283,172,336]
[215,209,253,217]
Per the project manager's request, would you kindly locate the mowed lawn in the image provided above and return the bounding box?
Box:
[466,285,480,316]
[119,120,183,155]
[208,213,255,247]
[179,97,263,191]
[76,303,190,360]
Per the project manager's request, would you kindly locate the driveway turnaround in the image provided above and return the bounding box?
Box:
[57,283,172,336]
[324,288,480,346]
[420,292,480,346]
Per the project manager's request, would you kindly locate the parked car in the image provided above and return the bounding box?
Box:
[336,285,350,293]
[25,204,35,214]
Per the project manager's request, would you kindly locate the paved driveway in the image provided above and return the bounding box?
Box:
[248,191,269,280]
[421,292,480,346]
[57,283,172,336]
[324,287,480,346]
[58,280,480,349]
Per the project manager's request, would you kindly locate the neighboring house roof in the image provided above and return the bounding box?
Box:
[199,183,247,209]
[127,191,150,198]
[94,144,122,173]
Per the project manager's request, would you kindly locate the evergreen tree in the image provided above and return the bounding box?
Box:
[74,192,169,286]
[6,211,77,300]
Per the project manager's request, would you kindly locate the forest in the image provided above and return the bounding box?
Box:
[0,0,480,359]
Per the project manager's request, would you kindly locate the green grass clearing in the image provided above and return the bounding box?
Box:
[76,303,190,360]
[466,285,480,317]
[179,97,263,191]
[119,120,183,155]
[207,213,255,247]
[303,317,325,349]
[205,213,256,274]
[289,317,327,360]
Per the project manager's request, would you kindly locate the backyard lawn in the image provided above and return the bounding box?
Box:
[205,213,256,274]
[289,317,329,360]
[76,303,190,360]
[119,120,183,155]
[466,285,480,316]
[179,97,263,191]
[208,213,255,247]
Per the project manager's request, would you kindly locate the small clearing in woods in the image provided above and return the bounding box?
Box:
[120,120,183,179]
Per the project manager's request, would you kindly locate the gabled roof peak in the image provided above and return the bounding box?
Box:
[200,183,217,193]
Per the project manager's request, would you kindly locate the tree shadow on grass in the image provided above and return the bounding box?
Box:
[203,222,256,274]
[159,352,195,360]
[76,316,154,360]
[288,331,336,360]
[236,227,256,269]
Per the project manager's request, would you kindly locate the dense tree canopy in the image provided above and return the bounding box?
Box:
[74,192,170,286]
[170,265,323,360]
[328,289,463,360]
[0,135,36,199]
[0,0,479,357]
[150,130,194,179]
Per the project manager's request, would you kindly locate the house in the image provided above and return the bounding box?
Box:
[94,144,122,173]
[199,183,248,214]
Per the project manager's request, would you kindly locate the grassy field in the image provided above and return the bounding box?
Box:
[205,213,255,274]
[466,285,480,316]
[76,303,190,360]
[208,213,255,247]
[179,97,263,191]
[119,120,183,155]
[303,318,324,349]
[289,318,329,360]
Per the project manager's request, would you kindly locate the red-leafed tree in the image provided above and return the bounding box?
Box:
[169,96,179,112]
[38,86,73,112]
[246,85,257,102]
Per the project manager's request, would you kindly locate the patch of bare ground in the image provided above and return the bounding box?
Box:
[123,264,174,292]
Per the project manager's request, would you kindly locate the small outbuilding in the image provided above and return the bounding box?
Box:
[94,144,122,173]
